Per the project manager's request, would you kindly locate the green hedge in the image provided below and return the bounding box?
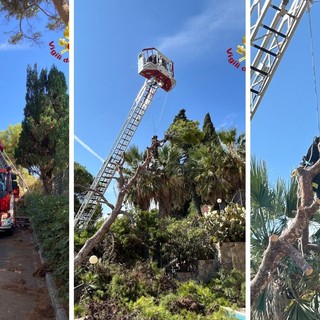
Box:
[24,194,69,304]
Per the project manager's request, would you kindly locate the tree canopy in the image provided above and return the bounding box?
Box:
[0,124,22,162]
[15,64,69,194]
[0,0,69,44]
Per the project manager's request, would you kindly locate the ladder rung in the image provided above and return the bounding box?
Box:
[251,88,260,95]
[253,44,277,57]
[271,4,295,18]
[251,66,268,76]
[262,24,287,38]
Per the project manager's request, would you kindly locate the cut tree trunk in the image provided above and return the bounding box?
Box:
[251,160,320,305]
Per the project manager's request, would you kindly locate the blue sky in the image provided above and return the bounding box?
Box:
[0,8,69,131]
[75,0,245,202]
[251,2,320,185]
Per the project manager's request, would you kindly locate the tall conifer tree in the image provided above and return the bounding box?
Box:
[202,113,220,146]
[15,64,68,194]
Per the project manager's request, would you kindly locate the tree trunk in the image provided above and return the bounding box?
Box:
[74,188,125,268]
[191,183,202,216]
[251,160,320,305]
[41,171,53,195]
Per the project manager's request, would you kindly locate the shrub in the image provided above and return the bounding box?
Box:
[209,269,245,307]
[133,296,173,320]
[109,261,176,304]
[84,299,138,320]
[24,194,69,304]
[177,281,214,306]
[204,203,245,243]
[162,217,217,272]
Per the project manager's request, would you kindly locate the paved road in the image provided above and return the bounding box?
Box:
[0,226,55,320]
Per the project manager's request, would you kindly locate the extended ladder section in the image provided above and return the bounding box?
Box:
[0,151,8,169]
[1,151,29,191]
[75,80,159,228]
[250,0,309,119]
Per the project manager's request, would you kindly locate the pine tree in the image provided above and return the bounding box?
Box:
[0,0,69,44]
[15,64,69,194]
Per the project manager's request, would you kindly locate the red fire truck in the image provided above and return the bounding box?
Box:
[0,141,19,235]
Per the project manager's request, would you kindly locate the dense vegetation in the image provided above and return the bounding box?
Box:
[15,64,69,194]
[75,110,246,318]
[75,210,245,319]
[1,64,69,311]
[21,194,69,305]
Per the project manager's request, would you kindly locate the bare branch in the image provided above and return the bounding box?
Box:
[74,183,115,210]
[87,188,114,210]
[5,1,65,45]
[284,243,313,276]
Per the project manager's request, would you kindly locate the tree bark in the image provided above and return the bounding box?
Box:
[52,0,69,25]
[251,160,320,305]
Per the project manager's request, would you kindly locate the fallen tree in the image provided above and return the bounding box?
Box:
[74,150,152,268]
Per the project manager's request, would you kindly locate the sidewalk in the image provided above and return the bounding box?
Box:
[0,228,55,319]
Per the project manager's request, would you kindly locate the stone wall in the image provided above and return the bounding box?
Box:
[175,259,220,283]
[197,259,220,283]
[175,242,245,283]
[217,242,245,272]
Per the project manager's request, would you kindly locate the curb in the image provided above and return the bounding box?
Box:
[30,222,68,320]
[38,249,69,320]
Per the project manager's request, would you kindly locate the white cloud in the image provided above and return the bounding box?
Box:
[218,113,239,130]
[157,1,244,59]
[0,42,30,51]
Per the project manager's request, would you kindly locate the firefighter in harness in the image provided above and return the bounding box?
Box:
[148,132,175,159]
[149,135,166,159]
[300,136,320,199]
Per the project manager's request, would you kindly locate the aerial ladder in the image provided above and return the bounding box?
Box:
[250,0,311,119]
[0,149,7,169]
[75,48,176,228]
[1,150,29,192]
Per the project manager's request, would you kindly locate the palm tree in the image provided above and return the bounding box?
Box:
[218,128,246,199]
[155,144,187,216]
[193,128,245,205]
[123,146,155,211]
[123,145,186,217]
[190,143,229,205]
